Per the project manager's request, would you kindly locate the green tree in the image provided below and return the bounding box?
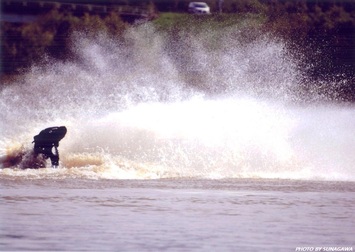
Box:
[1,9,127,74]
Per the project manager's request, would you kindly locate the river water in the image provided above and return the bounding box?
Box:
[1,23,354,251]
[1,178,354,251]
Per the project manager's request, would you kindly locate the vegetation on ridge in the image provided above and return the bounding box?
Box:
[1,0,354,99]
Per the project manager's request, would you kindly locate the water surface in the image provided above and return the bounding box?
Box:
[1,178,354,251]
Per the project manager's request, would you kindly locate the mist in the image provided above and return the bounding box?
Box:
[1,23,354,181]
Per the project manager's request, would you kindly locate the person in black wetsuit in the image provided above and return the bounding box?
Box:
[33,126,67,167]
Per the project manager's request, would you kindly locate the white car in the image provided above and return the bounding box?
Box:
[188,2,211,14]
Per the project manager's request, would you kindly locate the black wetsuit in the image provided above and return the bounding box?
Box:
[33,126,67,167]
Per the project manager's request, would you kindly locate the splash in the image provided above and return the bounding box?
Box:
[1,23,354,181]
